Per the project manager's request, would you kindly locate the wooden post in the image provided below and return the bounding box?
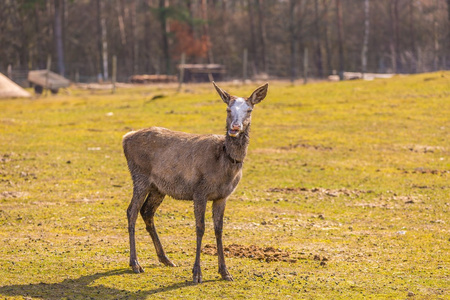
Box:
[177,52,185,92]
[243,48,248,83]
[112,55,117,94]
[303,48,308,85]
[7,65,12,79]
[45,55,51,96]
[361,0,370,79]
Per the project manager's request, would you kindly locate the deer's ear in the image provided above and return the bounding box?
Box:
[213,81,231,104]
[249,83,268,105]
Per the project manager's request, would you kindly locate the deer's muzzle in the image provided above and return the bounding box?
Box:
[228,123,242,137]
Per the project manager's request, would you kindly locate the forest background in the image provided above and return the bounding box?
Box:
[1,0,449,83]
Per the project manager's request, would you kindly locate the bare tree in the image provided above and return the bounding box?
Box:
[54,0,65,76]
[158,0,170,74]
[96,0,108,80]
[314,0,323,78]
[322,0,332,76]
[389,0,400,73]
[447,0,450,69]
[255,0,267,74]
[247,0,258,74]
[130,0,138,74]
[201,0,214,63]
[336,0,344,80]
[288,0,298,82]
[361,0,369,77]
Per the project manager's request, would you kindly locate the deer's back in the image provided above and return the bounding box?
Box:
[123,127,242,200]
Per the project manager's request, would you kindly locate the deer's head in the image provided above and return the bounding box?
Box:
[213,82,268,138]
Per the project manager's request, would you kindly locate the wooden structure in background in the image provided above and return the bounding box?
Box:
[28,70,70,94]
[129,74,177,84]
[177,64,226,83]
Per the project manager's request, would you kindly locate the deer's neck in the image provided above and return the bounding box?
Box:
[224,126,250,164]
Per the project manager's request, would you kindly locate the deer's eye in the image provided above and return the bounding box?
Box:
[226,108,231,113]
[247,109,253,113]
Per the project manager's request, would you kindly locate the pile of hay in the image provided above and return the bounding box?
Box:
[0,72,31,98]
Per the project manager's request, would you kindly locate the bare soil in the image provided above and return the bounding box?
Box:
[202,243,328,264]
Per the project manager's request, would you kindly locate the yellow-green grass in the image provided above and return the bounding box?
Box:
[0,73,449,299]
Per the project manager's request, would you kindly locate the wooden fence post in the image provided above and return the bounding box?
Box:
[112,55,117,94]
[177,52,185,92]
[7,65,12,79]
[243,48,248,83]
[45,55,51,96]
[303,48,308,85]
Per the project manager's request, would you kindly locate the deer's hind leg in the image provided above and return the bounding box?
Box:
[140,187,176,267]
[127,175,151,273]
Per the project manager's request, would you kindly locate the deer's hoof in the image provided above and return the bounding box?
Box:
[158,255,177,267]
[192,266,202,284]
[193,273,203,284]
[222,273,234,281]
[130,260,144,274]
[219,266,233,281]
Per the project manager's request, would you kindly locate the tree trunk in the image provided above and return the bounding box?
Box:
[336,0,344,80]
[101,13,109,80]
[409,0,416,73]
[448,0,450,21]
[447,0,450,70]
[322,0,332,76]
[144,0,153,73]
[95,0,108,80]
[433,0,439,71]
[289,0,297,82]
[255,0,267,74]
[54,0,65,76]
[361,0,370,77]
[201,0,214,63]
[117,0,127,46]
[159,0,170,74]
[34,4,44,69]
[131,0,138,74]
[389,0,399,73]
[247,0,258,74]
[394,0,400,72]
[314,0,323,78]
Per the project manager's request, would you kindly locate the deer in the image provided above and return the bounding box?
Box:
[122,82,268,283]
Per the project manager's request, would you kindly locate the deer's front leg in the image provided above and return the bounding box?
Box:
[193,197,207,284]
[213,198,233,281]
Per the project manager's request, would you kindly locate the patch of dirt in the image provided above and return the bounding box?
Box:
[407,145,445,153]
[398,167,449,176]
[411,168,449,175]
[1,191,29,199]
[1,153,16,163]
[267,187,371,198]
[279,143,333,151]
[202,243,326,264]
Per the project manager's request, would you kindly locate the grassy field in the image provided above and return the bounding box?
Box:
[0,72,449,299]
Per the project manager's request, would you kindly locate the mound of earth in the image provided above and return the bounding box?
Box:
[267,187,371,197]
[203,243,307,263]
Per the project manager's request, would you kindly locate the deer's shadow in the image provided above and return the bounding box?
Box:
[0,268,215,299]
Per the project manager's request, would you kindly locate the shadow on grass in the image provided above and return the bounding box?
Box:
[0,269,213,299]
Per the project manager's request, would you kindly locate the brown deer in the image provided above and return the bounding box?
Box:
[122,82,268,283]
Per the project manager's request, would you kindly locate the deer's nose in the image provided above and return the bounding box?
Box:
[231,123,242,130]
